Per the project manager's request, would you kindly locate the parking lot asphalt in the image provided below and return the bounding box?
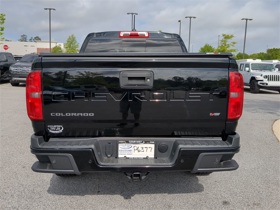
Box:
[273,120,280,141]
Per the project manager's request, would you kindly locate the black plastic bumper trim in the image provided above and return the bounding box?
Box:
[191,152,238,173]
[32,153,81,175]
[31,134,240,173]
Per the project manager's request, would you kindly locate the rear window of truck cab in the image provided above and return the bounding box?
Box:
[83,31,186,53]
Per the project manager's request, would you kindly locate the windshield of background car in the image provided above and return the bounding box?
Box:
[251,63,274,71]
[20,54,38,62]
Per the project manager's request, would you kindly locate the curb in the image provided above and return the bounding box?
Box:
[272,120,280,142]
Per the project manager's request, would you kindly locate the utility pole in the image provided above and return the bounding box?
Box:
[44,8,56,53]
[185,16,196,52]
[178,20,181,36]
[127,12,138,31]
[241,18,253,58]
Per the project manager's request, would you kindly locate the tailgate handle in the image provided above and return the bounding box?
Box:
[120,70,154,89]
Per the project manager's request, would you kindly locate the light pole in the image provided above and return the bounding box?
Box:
[44,8,56,53]
[127,12,138,31]
[185,16,196,52]
[178,20,181,36]
[241,18,253,58]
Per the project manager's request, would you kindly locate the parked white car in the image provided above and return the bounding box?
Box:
[237,59,280,93]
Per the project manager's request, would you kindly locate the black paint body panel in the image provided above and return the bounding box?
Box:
[31,54,238,138]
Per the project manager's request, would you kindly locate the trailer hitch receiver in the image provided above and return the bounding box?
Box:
[124,172,149,181]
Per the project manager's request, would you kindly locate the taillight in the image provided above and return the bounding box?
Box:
[228,71,244,120]
[119,31,149,38]
[26,71,43,121]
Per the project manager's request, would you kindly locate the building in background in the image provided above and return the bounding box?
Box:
[0,41,64,56]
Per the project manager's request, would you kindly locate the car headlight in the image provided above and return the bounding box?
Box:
[263,75,268,79]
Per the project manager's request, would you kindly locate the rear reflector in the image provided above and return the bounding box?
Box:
[26,71,43,121]
[228,72,244,120]
[119,31,150,38]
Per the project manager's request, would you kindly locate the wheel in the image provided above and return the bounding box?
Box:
[250,80,260,93]
[10,82,19,86]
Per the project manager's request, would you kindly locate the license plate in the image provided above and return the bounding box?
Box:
[118,141,155,158]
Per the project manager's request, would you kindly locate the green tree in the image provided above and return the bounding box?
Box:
[52,45,63,53]
[235,48,280,60]
[64,34,79,53]
[266,48,280,59]
[249,52,269,60]
[19,34,28,42]
[216,34,237,53]
[235,52,249,60]
[199,44,215,53]
[33,36,42,42]
[29,36,42,42]
[199,34,237,54]
[0,13,5,42]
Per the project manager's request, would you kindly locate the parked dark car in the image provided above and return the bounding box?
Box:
[0,52,15,82]
[9,53,38,86]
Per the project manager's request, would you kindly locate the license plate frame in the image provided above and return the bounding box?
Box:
[118,141,155,159]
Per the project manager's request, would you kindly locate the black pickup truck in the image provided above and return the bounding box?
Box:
[28,31,244,180]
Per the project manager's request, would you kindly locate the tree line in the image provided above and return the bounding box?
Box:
[16,33,79,53]
[17,34,79,53]
[18,34,42,42]
[199,34,280,60]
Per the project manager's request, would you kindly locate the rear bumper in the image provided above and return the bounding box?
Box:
[10,76,27,83]
[257,81,280,91]
[31,134,240,174]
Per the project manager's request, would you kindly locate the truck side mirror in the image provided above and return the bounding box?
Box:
[275,68,279,72]
[245,67,250,72]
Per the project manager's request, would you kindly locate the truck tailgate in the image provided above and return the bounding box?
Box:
[40,54,231,137]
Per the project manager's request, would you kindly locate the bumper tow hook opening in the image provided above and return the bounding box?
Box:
[124,172,149,181]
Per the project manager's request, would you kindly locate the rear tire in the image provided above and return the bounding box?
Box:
[250,80,260,93]
[10,82,19,86]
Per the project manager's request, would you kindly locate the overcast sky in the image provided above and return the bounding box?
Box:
[1,0,279,54]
